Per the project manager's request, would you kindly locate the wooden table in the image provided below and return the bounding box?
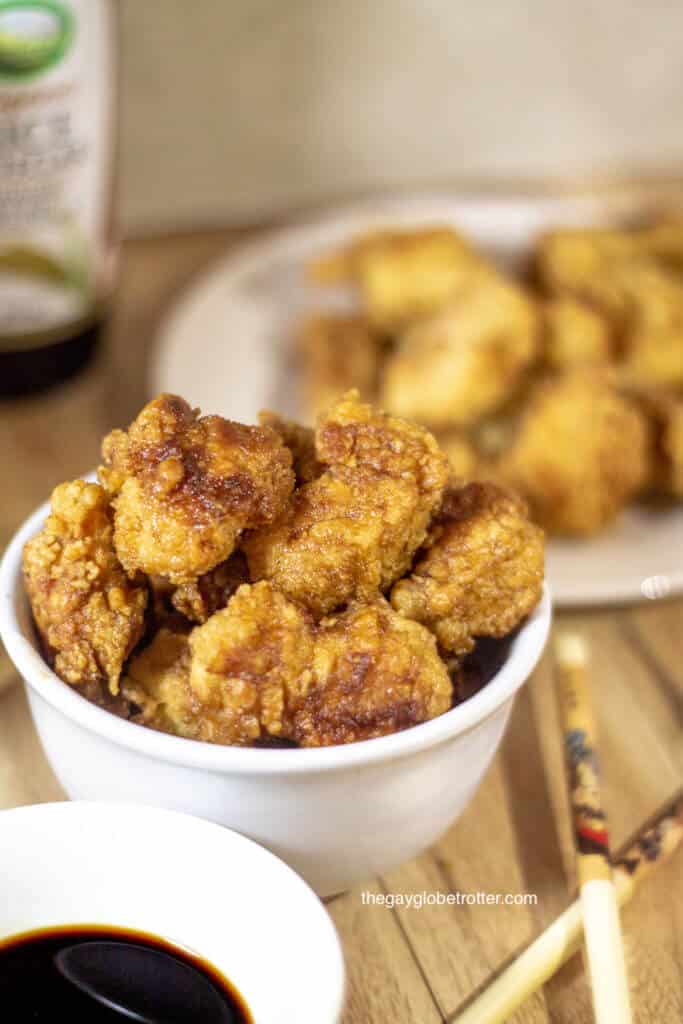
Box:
[1,231,681,1023]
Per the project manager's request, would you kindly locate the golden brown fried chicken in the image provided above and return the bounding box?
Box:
[537,227,683,388]
[188,582,315,745]
[354,228,484,331]
[292,598,452,747]
[536,227,639,319]
[436,432,479,481]
[609,261,683,389]
[629,389,683,498]
[542,297,612,370]
[299,314,382,416]
[99,394,295,584]
[23,480,147,693]
[391,482,544,656]
[258,410,321,484]
[381,272,538,428]
[500,371,648,535]
[307,227,482,331]
[122,626,194,735]
[244,392,449,616]
[124,583,315,746]
[170,551,249,624]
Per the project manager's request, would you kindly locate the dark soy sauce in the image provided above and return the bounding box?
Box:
[0,925,252,1023]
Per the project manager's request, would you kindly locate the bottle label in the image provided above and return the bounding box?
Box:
[0,0,116,347]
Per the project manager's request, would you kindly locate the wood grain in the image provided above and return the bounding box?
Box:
[0,231,681,1023]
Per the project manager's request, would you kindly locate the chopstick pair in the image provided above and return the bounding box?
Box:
[453,634,683,1024]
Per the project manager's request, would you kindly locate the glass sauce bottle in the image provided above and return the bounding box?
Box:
[0,0,118,396]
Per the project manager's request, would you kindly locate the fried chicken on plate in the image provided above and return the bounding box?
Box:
[499,370,648,535]
[381,272,537,428]
[299,314,382,415]
[308,226,483,330]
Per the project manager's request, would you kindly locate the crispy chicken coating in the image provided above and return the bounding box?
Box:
[124,583,315,746]
[542,297,612,370]
[170,552,249,624]
[125,589,452,749]
[23,480,147,693]
[188,582,315,745]
[292,598,452,747]
[299,314,382,416]
[500,371,648,535]
[307,227,482,330]
[244,392,449,616]
[391,482,544,656]
[99,394,295,584]
[258,410,321,484]
[381,272,538,428]
[122,627,194,735]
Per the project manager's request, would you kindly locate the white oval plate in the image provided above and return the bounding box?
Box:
[152,190,683,607]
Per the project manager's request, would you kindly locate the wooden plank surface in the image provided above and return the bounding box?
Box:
[0,231,681,1023]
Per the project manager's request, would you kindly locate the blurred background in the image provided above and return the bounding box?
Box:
[119,0,683,233]
[1,9,683,1019]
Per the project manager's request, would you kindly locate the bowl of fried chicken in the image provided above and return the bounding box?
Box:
[0,390,549,896]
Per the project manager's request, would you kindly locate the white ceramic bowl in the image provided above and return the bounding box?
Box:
[0,496,551,897]
[0,801,345,1023]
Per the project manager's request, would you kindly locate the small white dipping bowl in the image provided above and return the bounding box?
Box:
[0,495,551,897]
[0,801,345,1023]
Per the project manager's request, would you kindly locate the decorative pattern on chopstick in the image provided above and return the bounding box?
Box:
[555,632,611,877]
[450,792,683,1024]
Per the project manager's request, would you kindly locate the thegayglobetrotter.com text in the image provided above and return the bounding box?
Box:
[361,890,538,909]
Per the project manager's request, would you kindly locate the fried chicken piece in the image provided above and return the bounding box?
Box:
[354,228,485,330]
[124,583,315,746]
[500,371,648,535]
[122,627,194,735]
[170,552,249,624]
[307,228,482,331]
[314,390,450,494]
[99,394,295,584]
[609,261,683,388]
[381,272,538,428]
[391,482,544,656]
[630,389,683,498]
[299,314,382,417]
[22,480,147,693]
[536,227,639,319]
[537,226,683,386]
[292,598,452,747]
[436,432,479,481]
[244,392,449,616]
[258,410,321,484]
[187,582,315,745]
[542,297,612,370]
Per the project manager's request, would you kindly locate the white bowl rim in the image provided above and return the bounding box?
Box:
[0,799,346,1020]
[0,492,551,775]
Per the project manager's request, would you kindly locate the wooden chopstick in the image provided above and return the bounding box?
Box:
[451,791,683,1024]
[555,632,632,1024]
